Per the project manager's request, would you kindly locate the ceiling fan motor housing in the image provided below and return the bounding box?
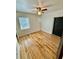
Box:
[37,7,47,11]
[37,7,41,11]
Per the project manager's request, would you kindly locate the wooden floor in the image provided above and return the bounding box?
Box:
[18,31,61,59]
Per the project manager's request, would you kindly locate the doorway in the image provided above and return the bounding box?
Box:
[52,17,63,37]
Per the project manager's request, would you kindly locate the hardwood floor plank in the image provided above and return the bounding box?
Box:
[18,31,61,59]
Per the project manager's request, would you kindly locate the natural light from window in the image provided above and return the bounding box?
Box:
[19,17,30,30]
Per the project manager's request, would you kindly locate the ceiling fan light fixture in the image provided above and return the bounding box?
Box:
[37,11,42,15]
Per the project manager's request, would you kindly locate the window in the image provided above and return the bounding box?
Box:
[19,17,30,30]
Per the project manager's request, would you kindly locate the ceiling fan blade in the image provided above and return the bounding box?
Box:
[33,0,45,8]
[43,4,53,8]
[42,8,47,11]
[37,0,43,6]
[32,9,37,11]
[34,4,53,8]
[41,11,45,14]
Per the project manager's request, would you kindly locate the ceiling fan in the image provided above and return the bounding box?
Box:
[31,0,52,15]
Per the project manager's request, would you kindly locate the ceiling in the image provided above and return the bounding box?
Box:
[16,0,63,13]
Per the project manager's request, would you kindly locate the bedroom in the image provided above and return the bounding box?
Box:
[16,0,63,59]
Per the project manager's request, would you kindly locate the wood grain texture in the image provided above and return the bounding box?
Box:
[18,31,61,59]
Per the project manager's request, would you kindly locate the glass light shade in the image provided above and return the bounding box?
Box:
[37,11,42,15]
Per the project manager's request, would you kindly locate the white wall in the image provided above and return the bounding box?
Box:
[16,9,63,35]
[16,12,40,36]
[40,9,63,34]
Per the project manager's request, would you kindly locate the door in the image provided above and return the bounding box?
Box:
[52,17,63,37]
